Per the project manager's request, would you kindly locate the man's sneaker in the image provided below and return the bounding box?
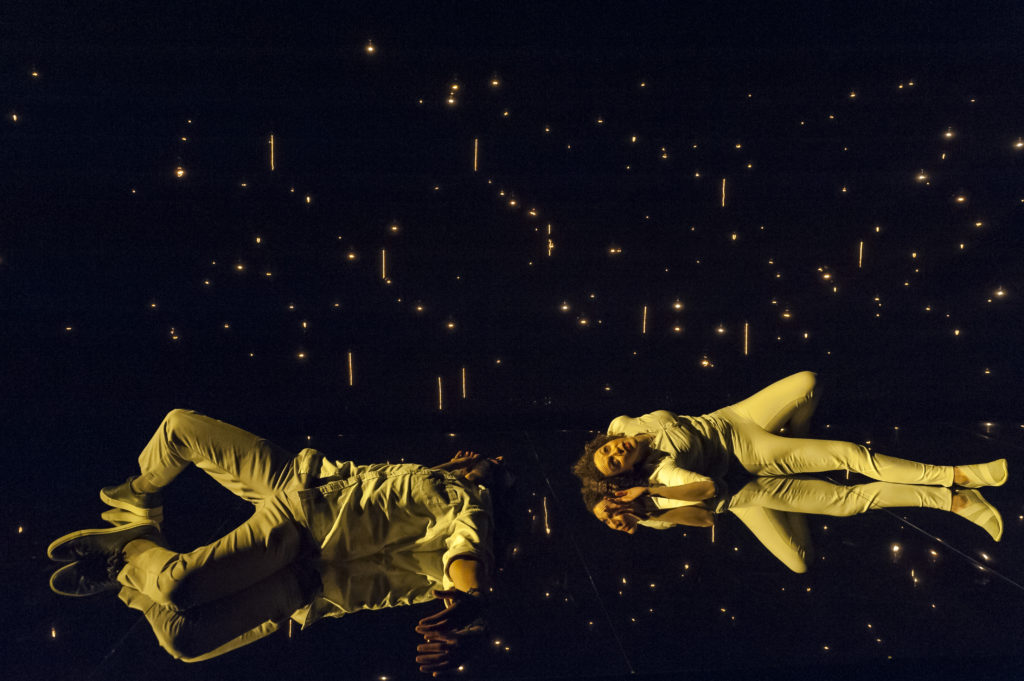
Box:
[100,476,163,517]
[49,552,125,597]
[46,521,157,562]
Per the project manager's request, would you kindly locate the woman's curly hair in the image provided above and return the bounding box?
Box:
[573,432,652,513]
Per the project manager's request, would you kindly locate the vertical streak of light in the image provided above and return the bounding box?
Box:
[858,241,864,268]
[642,306,648,334]
[711,524,716,543]
[461,366,467,398]
[743,322,749,356]
[347,351,354,386]
[381,249,387,279]
[269,134,275,171]
[437,376,443,410]
[543,496,551,535]
[473,138,478,172]
[721,178,726,207]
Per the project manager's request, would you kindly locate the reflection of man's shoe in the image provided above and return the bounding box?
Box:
[100,476,163,517]
[953,490,1003,542]
[957,459,1008,488]
[100,508,163,529]
[46,521,158,562]
[49,553,125,597]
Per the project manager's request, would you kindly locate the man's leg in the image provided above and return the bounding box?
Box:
[118,493,310,609]
[133,409,300,503]
[118,561,314,661]
[720,371,819,436]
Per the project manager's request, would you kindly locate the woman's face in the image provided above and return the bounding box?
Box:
[592,499,637,534]
[593,436,645,478]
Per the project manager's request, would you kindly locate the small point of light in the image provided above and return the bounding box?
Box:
[175,166,185,178]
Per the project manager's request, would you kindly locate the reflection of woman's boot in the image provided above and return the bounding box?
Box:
[952,490,1003,541]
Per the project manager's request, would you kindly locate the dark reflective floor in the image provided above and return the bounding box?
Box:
[10,420,1024,679]
[3,4,1024,680]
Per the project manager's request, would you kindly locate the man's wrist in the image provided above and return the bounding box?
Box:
[461,587,492,610]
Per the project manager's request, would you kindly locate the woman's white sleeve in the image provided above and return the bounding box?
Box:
[653,460,714,487]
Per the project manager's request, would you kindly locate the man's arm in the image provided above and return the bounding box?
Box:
[446,556,489,597]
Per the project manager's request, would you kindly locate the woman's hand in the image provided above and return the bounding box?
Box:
[609,511,640,534]
[606,486,650,520]
[612,486,649,503]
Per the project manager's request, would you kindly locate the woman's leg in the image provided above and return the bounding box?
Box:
[118,493,310,610]
[722,371,819,435]
[727,476,1002,541]
[730,507,812,574]
[727,476,952,516]
[136,409,300,503]
[724,415,955,485]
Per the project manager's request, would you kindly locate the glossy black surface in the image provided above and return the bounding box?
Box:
[3,4,1023,680]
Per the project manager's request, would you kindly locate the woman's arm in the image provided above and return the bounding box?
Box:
[613,480,718,505]
[650,480,717,502]
[653,505,715,527]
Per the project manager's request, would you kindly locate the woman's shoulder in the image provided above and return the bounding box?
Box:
[608,410,678,435]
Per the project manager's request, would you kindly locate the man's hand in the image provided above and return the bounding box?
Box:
[431,451,483,472]
[415,589,486,637]
[415,590,487,676]
[415,622,486,677]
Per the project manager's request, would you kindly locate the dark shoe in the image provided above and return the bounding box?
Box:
[47,521,157,562]
[100,476,163,517]
[49,552,124,597]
